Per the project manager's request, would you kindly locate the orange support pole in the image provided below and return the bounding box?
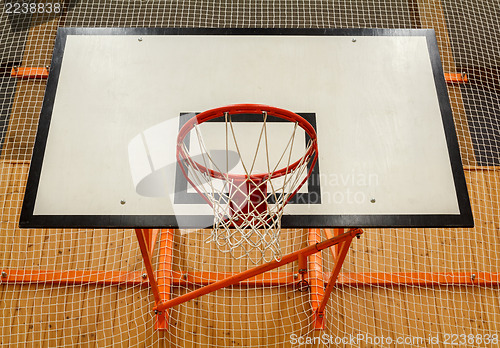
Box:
[155,229,174,330]
[149,229,160,254]
[308,228,325,329]
[155,228,361,312]
[166,271,500,287]
[336,271,498,286]
[297,252,308,288]
[2,269,498,288]
[323,228,341,259]
[309,228,345,329]
[11,66,49,79]
[444,72,468,84]
[297,253,307,274]
[143,228,159,255]
[0,269,148,287]
[315,230,361,328]
[134,229,162,304]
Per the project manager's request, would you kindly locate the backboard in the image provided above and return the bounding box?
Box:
[20,28,473,228]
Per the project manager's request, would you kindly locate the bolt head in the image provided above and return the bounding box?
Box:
[138,38,143,42]
[370,198,376,203]
[352,38,357,42]
[120,200,126,205]
[142,273,147,279]
[1,271,7,278]
[293,274,299,279]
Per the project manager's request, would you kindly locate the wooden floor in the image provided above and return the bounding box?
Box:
[0,161,499,347]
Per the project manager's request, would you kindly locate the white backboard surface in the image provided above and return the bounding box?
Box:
[20,28,473,228]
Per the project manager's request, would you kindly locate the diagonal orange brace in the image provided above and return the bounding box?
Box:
[315,229,362,329]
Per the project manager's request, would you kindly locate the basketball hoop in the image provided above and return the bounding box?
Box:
[176,104,318,263]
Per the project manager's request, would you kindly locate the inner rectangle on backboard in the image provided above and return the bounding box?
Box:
[174,112,319,204]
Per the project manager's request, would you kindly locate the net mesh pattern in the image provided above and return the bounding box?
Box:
[1,1,499,347]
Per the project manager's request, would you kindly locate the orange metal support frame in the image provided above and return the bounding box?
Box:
[154,228,362,313]
[4,226,500,331]
[0,227,360,331]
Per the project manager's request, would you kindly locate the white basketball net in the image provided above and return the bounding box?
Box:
[177,109,318,264]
